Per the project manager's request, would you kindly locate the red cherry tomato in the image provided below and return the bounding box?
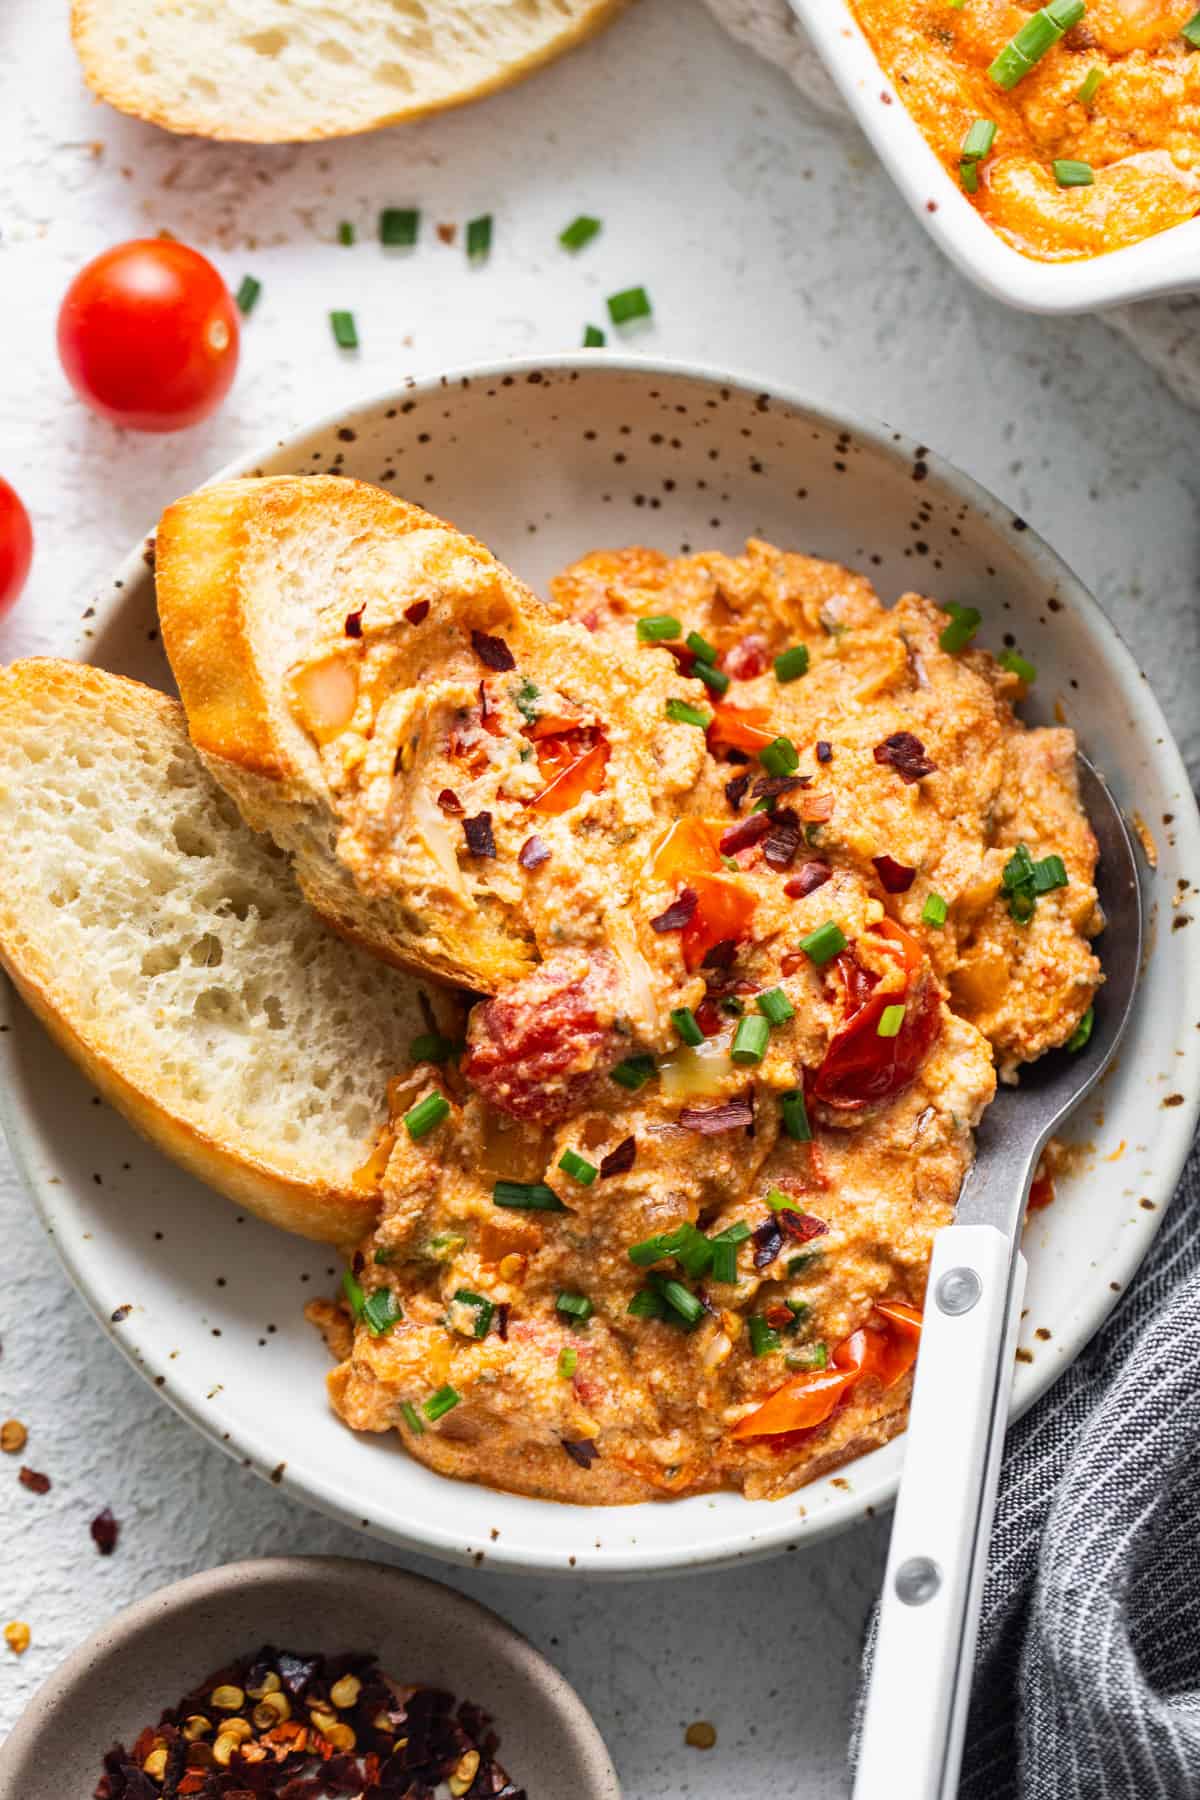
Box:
[0,479,33,617]
[57,240,239,432]
[812,932,941,1110]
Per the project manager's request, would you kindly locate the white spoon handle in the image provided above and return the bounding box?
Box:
[854,1224,1027,1800]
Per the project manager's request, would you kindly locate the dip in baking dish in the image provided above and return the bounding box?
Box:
[846,0,1200,261]
[308,539,1102,1506]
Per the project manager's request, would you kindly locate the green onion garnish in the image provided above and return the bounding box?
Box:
[423,1384,461,1422]
[235,276,261,316]
[627,1288,666,1320]
[693,660,731,696]
[558,1344,579,1378]
[665,1223,716,1280]
[772,644,809,684]
[556,1291,594,1321]
[607,286,652,326]
[330,310,359,350]
[988,0,1085,91]
[786,1342,829,1371]
[410,1032,457,1064]
[939,602,982,654]
[653,1276,704,1328]
[342,1269,366,1320]
[453,1289,495,1339]
[877,1003,907,1039]
[560,214,602,252]
[765,1187,794,1211]
[961,119,997,162]
[492,1180,567,1212]
[732,1015,770,1065]
[759,735,800,777]
[1002,844,1035,891]
[671,1006,706,1047]
[1032,853,1069,892]
[628,1233,669,1268]
[1184,10,1200,46]
[404,1091,450,1141]
[666,698,712,729]
[582,324,606,348]
[1054,159,1094,187]
[749,1316,782,1357]
[559,1148,598,1186]
[922,892,949,928]
[362,1288,403,1336]
[638,614,682,642]
[721,995,745,1017]
[799,920,847,966]
[380,207,419,246]
[686,631,719,663]
[709,1223,750,1285]
[998,649,1037,683]
[1066,1004,1095,1052]
[338,221,356,246]
[466,214,493,259]
[781,1087,812,1143]
[427,1232,465,1262]
[611,1054,657,1091]
[400,1400,424,1434]
[787,1251,820,1277]
[757,987,795,1026]
[787,1299,811,1328]
[960,161,981,195]
[1077,66,1104,103]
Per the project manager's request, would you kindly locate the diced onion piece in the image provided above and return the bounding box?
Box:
[288,655,358,744]
[659,1040,735,1099]
[411,783,472,904]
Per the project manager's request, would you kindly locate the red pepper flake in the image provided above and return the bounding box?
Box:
[470,629,516,672]
[463,812,496,857]
[724,771,752,812]
[702,939,738,970]
[719,813,772,856]
[872,854,917,893]
[495,1302,511,1341]
[777,1209,829,1243]
[679,1096,754,1134]
[650,887,698,933]
[873,731,936,783]
[752,774,810,801]
[694,998,723,1037]
[763,812,802,871]
[437,787,464,815]
[816,740,833,763]
[344,606,365,638]
[18,1466,50,1494]
[664,642,697,676]
[404,599,430,625]
[785,860,832,899]
[519,834,551,870]
[562,1437,600,1468]
[599,1136,637,1178]
[91,1507,120,1555]
[752,1217,783,1268]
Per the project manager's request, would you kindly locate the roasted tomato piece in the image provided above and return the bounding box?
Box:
[462,951,621,1123]
[707,702,777,755]
[836,1306,922,1389]
[812,926,940,1110]
[730,1366,855,1440]
[722,634,771,681]
[528,721,610,814]
[681,874,756,972]
[651,816,724,883]
[732,1304,922,1442]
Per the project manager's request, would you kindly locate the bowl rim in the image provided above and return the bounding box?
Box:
[2,350,1198,1576]
[0,1554,621,1799]
[789,0,1200,315]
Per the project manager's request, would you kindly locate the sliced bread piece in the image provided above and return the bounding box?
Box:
[70,0,628,143]
[0,660,459,1246]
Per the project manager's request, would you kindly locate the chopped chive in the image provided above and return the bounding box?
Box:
[686,630,719,663]
[786,1341,829,1371]
[877,1003,907,1039]
[330,310,359,350]
[721,994,745,1017]
[373,1247,393,1265]
[607,285,652,325]
[558,1344,579,1378]
[715,1221,752,1244]
[1077,66,1104,103]
[773,644,810,683]
[638,614,682,642]
[653,1276,704,1327]
[922,892,949,928]
[342,1269,366,1321]
[781,1087,812,1143]
[559,1148,599,1186]
[666,697,712,729]
[766,1187,795,1211]
[799,920,847,966]
[749,1316,782,1357]
[556,1291,594,1321]
[423,1384,461,1422]
[627,1287,666,1320]
[998,648,1037,683]
[1032,853,1069,892]
[362,1288,403,1336]
[786,1299,811,1329]
[337,221,356,246]
[453,1288,495,1339]
[693,659,731,696]
[582,324,606,347]
[670,1006,706,1047]
[427,1232,465,1262]
[961,119,997,162]
[1185,9,1200,45]
[628,1233,669,1267]
[732,1014,770,1065]
[988,0,1084,90]
[1002,844,1036,890]
[410,1032,456,1063]
[380,207,419,246]
[400,1400,425,1435]
[1009,885,1036,925]
[939,601,982,654]
[758,987,795,1026]
[1054,159,1094,187]
[235,275,261,316]
[560,214,602,252]
[710,1238,739,1284]
[466,214,493,259]
[611,1054,657,1091]
[960,160,981,195]
[1066,1004,1095,1052]
[492,1180,567,1212]
[666,1223,715,1280]
[404,1091,450,1140]
[787,1251,821,1277]
[759,735,800,777]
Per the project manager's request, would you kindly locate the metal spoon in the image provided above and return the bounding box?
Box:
[854,756,1143,1800]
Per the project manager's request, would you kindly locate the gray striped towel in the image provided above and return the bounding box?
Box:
[854,1138,1200,1795]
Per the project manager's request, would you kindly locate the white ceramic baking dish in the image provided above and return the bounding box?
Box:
[791,0,1200,314]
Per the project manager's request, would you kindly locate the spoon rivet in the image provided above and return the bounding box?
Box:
[935,1267,982,1316]
[895,1556,941,1606]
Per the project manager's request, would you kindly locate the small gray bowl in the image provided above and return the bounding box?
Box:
[0,1555,620,1798]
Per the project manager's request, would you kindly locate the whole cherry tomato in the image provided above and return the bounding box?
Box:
[0,479,33,617]
[57,240,239,432]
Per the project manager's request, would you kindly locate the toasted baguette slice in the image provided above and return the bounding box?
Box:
[70,0,627,143]
[0,660,458,1246]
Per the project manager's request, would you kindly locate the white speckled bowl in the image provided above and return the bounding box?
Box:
[1,356,1197,1576]
[0,1556,620,1799]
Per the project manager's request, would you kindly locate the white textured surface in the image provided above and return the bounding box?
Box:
[0,0,1197,1794]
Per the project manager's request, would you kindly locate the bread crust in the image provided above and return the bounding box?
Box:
[70,0,631,145]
